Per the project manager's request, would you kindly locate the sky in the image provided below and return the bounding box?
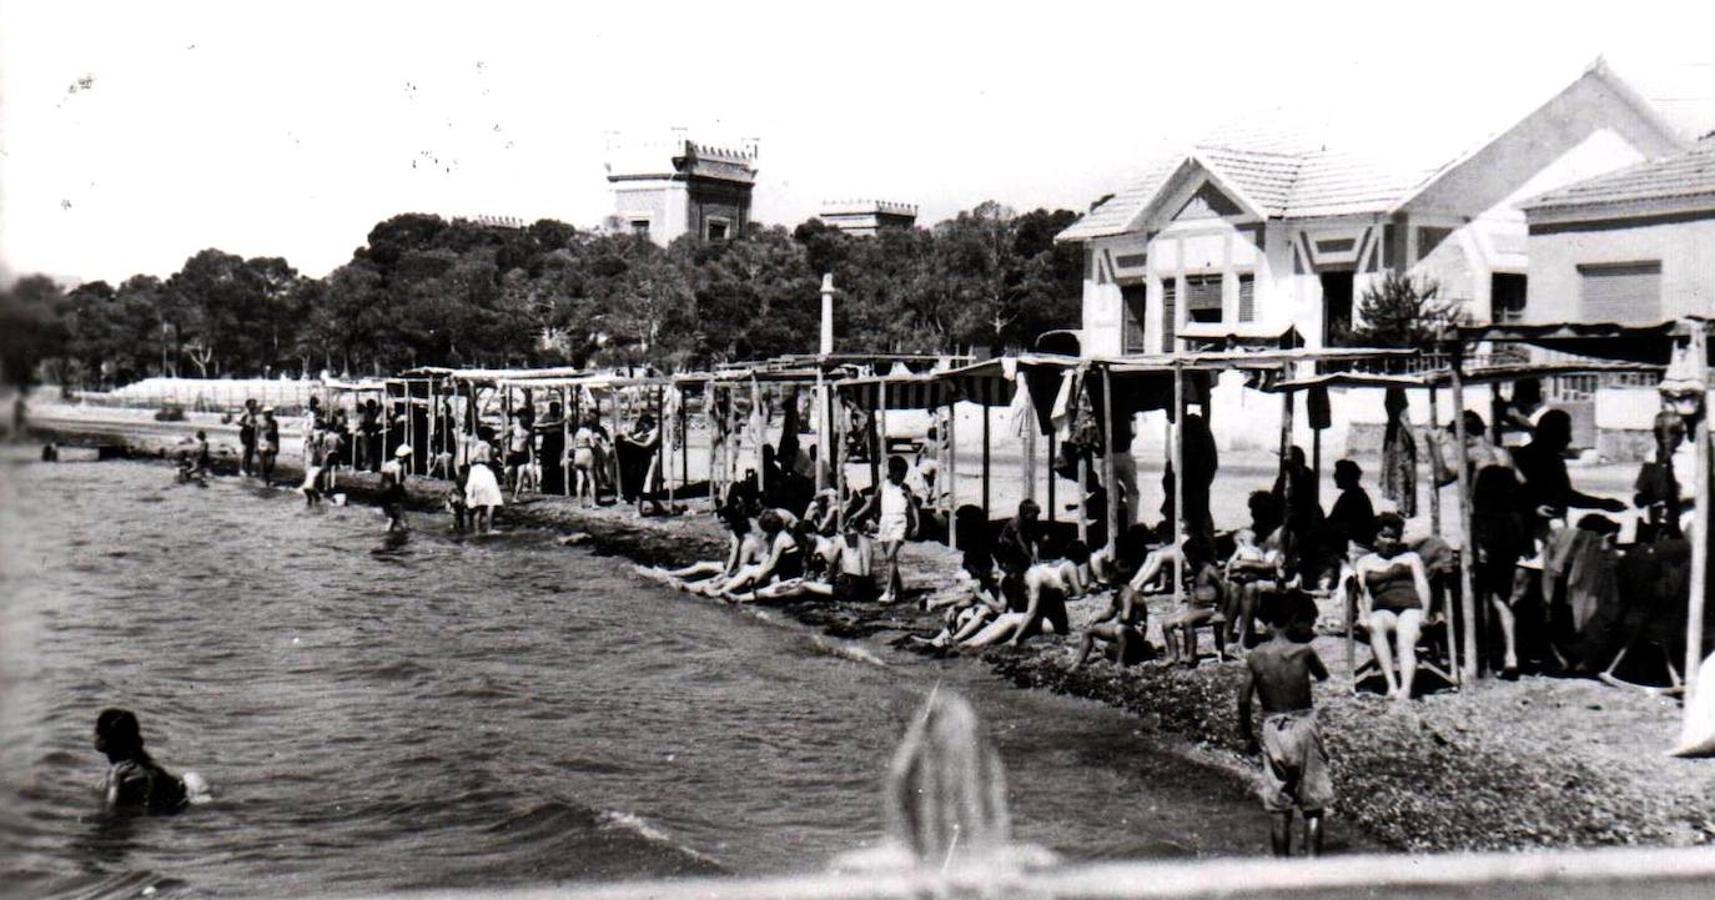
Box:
[3,0,1714,286]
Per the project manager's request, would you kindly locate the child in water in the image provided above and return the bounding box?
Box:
[94,708,209,812]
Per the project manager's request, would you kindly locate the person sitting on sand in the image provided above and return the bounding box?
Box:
[642,503,765,593]
[995,499,1044,567]
[803,488,841,537]
[174,451,205,486]
[1072,564,1150,669]
[721,510,805,599]
[734,522,858,603]
[1237,590,1331,858]
[960,545,1073,648]
[1353,512,1433,701]
[1224,526,1284,652]
[94,708,208,812]
[852,456,917,605]
[1160,540,1230,667]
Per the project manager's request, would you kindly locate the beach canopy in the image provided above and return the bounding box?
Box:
[837,374,950,411]
[1449,318,1715,365]
[1264,359,1665,392]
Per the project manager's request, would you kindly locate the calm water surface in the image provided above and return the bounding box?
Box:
[0,454,1279,897]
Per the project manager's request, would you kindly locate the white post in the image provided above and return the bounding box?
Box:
[819,273,836,356]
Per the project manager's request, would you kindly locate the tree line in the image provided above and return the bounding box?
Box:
[0,201,1082,390]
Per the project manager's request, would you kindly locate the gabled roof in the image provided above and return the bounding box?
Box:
[1057,59,1685,243]
[1520,137,1715,214]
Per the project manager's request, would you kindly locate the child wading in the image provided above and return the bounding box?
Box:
[1237,590,1331,857]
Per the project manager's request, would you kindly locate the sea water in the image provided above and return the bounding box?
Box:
[0,453,1285,897]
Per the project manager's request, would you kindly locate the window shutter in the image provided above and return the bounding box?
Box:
[1161,279,1177,351]
[1238,275,1255,322]
[1579,262,1661,324]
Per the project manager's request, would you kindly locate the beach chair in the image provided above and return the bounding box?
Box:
[1345,559,1461,694]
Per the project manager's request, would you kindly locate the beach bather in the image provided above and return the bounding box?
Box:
[379,445,412,532]
[960,545,1073,648]
[1353,513,1432,701]
[640,503,765,594]
[94,708,208,813]
[720,510,804,598]
[1237,591,1331,858]
[1072,563,1150,669]
[852,455,917,604]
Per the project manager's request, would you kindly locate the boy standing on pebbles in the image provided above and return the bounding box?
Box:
[1238,590,1332,857]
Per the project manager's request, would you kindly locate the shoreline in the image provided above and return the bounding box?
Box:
[22,413,1715,856]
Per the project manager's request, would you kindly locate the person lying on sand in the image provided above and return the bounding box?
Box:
[94,708,209,813]
[1237,591,1330,858]
[906,551,1006,650]
[959,545,1073,648]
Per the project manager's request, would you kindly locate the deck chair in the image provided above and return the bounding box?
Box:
[1345,560,1460,695]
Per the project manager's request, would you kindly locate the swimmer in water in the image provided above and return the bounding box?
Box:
[94,708,209,812]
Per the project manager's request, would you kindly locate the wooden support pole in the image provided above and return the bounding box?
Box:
[878,385,891,471]
[1450,346,1480,682]
[836,394,848,531]
[562,387,571,498]
[1279,366,1295,565]
[1428,386,1443,537]
[981,401,992,521]
[707,384,720,508]
[946,398,957,549]
[1022,405,1037,506]
[1172,362,1185,609]
[815,369,829,492]
[752,376,766,494]
[679,386,689,493]
[1047,429,1058,526]
[1685,326,1710,707]
[1101,365,1120,562]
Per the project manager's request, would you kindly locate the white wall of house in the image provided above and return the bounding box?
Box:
[1525,213,1715,323]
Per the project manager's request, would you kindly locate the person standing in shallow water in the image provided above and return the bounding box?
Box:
[237,399,258,476]
[258,407,281,485]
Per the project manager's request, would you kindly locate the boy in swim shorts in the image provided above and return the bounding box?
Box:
[94,708,205,812]
[1238,590,1331,857]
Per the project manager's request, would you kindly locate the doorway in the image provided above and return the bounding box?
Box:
[1321,271,1354,346]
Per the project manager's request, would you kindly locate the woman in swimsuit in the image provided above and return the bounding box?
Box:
[1353,512,1433,701]
[570,416,599,508]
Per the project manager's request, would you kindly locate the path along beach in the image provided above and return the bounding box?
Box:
[15,402,1715,876]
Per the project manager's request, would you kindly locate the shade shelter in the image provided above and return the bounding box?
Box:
[1441,318,1713,714]
[1265,358,1666,679]
[499,371,677,503]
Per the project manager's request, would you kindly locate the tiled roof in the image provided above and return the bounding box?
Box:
[1055,60,1687,242]
[1055,157,1181,241]
[1521,137,1715,212]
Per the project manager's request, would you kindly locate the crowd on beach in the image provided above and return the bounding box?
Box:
[64,373,1715,855]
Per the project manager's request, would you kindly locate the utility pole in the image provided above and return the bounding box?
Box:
[816,273,837,490]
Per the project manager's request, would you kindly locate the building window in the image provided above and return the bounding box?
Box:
[707,219,729,241]
[1238,274,1255,323]
[1160,278,1177,352]
[1417,226,1452,259]
[1578,261,1661,324]
[1185,274,1223,324]
[630,219,650,238]
[1121,283,1148,354]
[1492,273,1527,324]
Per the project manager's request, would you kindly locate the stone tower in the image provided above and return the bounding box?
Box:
[605,131,759,246]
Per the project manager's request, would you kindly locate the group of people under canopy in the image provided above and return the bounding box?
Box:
[626,360,1710,711]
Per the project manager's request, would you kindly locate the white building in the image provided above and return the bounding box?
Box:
[1521,136,1715,325]
[1057,61,1688,358]
[819,200,918,236]
[605,133,759,246]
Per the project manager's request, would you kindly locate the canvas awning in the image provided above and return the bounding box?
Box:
[1450,318,1715,365]
[1265,360,1665,392]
